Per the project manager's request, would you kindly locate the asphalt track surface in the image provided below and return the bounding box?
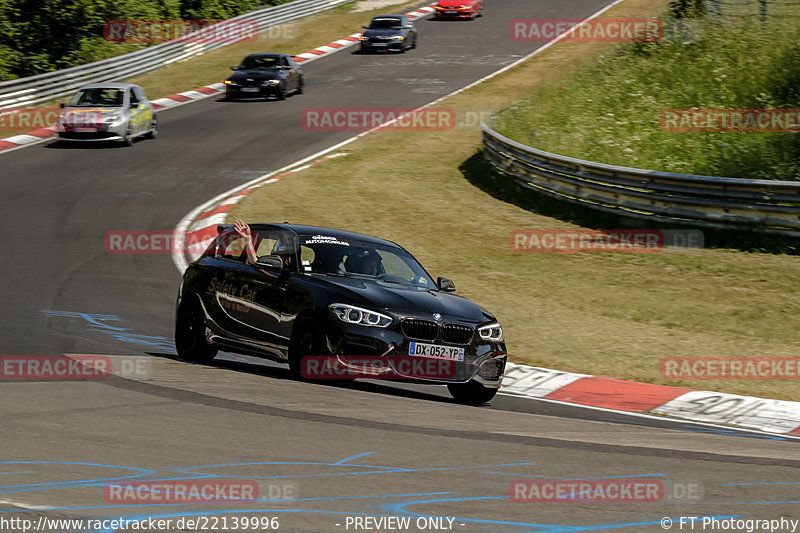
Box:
[1,1,798,532]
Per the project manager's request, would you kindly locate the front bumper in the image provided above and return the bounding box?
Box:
[360,40,405,51]
[323,314,507,387]
[226,85,281,97]
[434,8,475,18]
[57,122,127,142]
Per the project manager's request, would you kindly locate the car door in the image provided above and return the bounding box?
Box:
[287,58,302,91]
[127,88,146,134]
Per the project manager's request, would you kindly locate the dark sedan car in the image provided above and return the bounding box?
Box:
[224,53,304,100]
[175,223,507,405]
[359,15,417,53]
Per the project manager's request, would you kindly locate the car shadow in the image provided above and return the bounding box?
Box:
[144,351,456,404]
[44,139,129,149]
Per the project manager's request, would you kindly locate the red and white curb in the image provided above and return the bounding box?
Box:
[502,363,800,436]
[0,3,435,155]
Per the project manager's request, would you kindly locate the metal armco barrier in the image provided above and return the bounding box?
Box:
[0,0,351,109]
[482,122,800,237]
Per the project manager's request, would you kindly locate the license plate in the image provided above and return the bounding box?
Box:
[445,10,457,14]
[241,87,259,93]
[74,127,97,132]
[408,342,464,361]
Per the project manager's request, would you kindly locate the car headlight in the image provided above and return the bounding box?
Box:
[478,323,503,342]
[392,35,405,40]
[359,36,369,41]
[224,80,238,85]
[104,112,124,125]
[329,304,392,327]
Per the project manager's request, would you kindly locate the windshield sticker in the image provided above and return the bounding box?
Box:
[304,235,350,246]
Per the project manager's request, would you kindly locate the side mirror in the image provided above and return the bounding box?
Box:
[256,255,284,270]
[60,103,66,108]
[230,66,239,71]
[362,25,369,29]
[437,277,456,292]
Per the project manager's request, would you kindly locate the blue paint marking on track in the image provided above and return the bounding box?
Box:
[42,310,175,350]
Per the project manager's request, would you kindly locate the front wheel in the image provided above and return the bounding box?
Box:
[175,298,218,363]
[288,319,327,378]
[122,126,133,146]
[447,381,498,405]
[296,77,304,95]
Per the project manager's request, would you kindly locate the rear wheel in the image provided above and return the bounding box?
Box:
[447,381,498,405]
[175,298,218,363]
[145,115,158,139]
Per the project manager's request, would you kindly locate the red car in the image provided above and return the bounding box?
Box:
[434,0,483,20]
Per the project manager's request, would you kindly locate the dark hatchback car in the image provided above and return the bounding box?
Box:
[359,15,418,53]
[224,53,304,100]
[175,224,507,405]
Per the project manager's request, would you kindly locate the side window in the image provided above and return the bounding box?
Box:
[299,246,315,272]
[217,235,247,261]
[134,87,147,102]
[281,56,289,67]
[129,88,139,105]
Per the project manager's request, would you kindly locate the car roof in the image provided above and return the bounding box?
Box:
[244,53,289,59]
[245,223,404,249]
[75,82,141,90]
[372,14,404,20]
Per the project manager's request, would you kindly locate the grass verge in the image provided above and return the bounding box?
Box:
[228,0,800,401]
[492,3,800,180]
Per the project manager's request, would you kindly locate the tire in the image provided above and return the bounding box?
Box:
[122,126,133,146]
[175,298,218,363]
[411,36,417,49]
[277,85,287,100]
[296,77,304,95]
[447,381,498,405]
[145,115,158,139]
[288,318,327,378]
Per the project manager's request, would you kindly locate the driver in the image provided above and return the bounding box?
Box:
[344,250,381,276]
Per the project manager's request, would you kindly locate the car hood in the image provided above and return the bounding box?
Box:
[437,0,470,6]
[320,277,493,322]
[228,70,284,82]
[363,28,406,37]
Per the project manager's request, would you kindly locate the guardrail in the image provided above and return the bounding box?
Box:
[481,122,800,238]
[0,0,351,110]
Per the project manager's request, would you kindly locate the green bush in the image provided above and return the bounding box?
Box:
[0,0,295,81]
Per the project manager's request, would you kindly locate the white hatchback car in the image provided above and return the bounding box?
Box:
[57,83,157,146]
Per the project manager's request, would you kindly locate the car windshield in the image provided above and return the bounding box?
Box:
[369,18,402,29]
[240,56,281,70]
[298,234,435,289]
[68,88,124,107]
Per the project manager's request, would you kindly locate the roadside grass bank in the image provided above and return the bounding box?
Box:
[492,1,800,180]
[227,0,800,400]
[0,0,425,138]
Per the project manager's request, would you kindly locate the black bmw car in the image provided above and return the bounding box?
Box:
[175,224,507,405]
[224,53,304,100]
[359,15,418,53]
